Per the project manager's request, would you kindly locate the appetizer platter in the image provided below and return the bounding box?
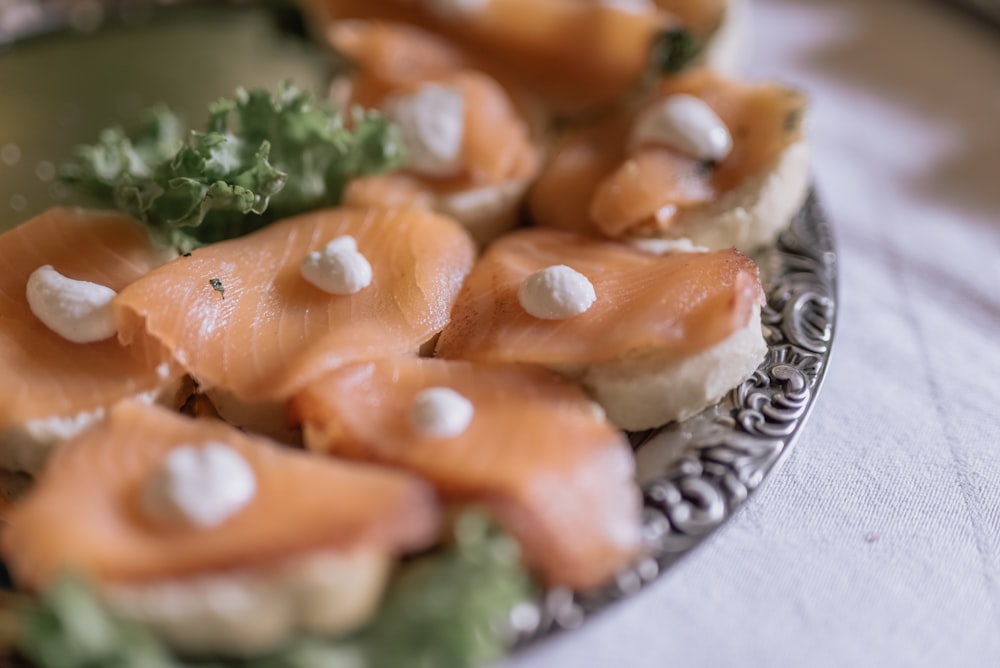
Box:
[0,1,837,666]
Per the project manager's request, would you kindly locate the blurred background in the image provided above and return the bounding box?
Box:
[0,0,328,230]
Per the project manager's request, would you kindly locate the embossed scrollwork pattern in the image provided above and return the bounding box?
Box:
[515,192,837,645]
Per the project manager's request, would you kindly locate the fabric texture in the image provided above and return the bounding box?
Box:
[505,1,1000,666]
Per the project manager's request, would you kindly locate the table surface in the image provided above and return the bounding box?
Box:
[505,1,1000,666]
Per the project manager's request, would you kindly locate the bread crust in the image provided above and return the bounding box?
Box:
[557,304,766,431]
[664,140,811,252]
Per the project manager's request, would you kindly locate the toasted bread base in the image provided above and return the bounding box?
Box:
[661,140,810,253]
[698,0,751,74]
[102,550,389,656]
[436,179,529,246]
[0,376,191,475]
[204,389,302,445]
[556,304,766,431]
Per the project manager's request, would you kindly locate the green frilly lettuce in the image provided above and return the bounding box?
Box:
[13,513,535,668]
[60,85,406,251]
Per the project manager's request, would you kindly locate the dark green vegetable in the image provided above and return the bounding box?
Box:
[61,84,406,252]
[18,577,179,668]
[15,513,535,668]
[352,512,535,668]
[651,28,702,75]
[784,107,804,133]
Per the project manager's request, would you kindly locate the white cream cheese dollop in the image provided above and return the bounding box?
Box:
[143,443,257,528]
[25,265,117,344]
[300,236,373,295]
[384,84,465,178]
[409,387,474,439]
[518,265,596,320]
[629,94,734,163]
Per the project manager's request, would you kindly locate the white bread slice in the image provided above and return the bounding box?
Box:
[0,376,190,475]
[555,304,766,431]
[102,550,389,656]
[658,139,810,253]
[698,0,751,74]
[435,179,530,246]
[343,174,531,247]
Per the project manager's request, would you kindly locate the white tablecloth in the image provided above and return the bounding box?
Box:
[506,1,1000,666]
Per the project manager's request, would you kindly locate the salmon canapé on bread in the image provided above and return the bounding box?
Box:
[530,70,809,252]
[435,228,767,431]
[1,401,440,655]
[0,208,186,474]
[330,20,543,245]
[113,206,476,441]
[292,356,643,590]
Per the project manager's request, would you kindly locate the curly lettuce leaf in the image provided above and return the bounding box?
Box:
[17,577,180,668]
[14,513,534,668]
[61,84,406,251]
[59,104,185,203]
[351,511,535,668]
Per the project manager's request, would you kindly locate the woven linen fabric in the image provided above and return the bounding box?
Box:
[504,1,1000,666]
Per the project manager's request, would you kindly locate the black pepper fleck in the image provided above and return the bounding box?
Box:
[209,278,225,300]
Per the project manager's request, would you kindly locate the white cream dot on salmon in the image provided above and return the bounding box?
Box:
[25,265,117,344]
[409,387,474,438]
[384,84,465,178]
[518,265,596,320]
[629,94,733,163]
[300,235,373,295]
[143,443,257,528]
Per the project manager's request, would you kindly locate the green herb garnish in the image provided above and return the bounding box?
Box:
[61,84,406,252]
[14,512,534,668]
[353,512,535,668]
[651,28,702,75]
[18,577,178,668]
[784,107,804,133]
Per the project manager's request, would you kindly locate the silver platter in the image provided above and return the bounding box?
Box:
[0,0,839,654]
[511,192,837,644]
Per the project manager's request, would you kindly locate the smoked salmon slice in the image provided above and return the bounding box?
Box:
[529,70,808,241]
[655,0,727,38]
[348,69,537,188]
[0,208,182,472]
[589,148,714,238]
[434,228,765,365]
[326,20,468,107]
[660,70,807,193]
[305,0,669,115]
[113,207,476,408]
[1,401,440,589]
[292,357,642,590]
